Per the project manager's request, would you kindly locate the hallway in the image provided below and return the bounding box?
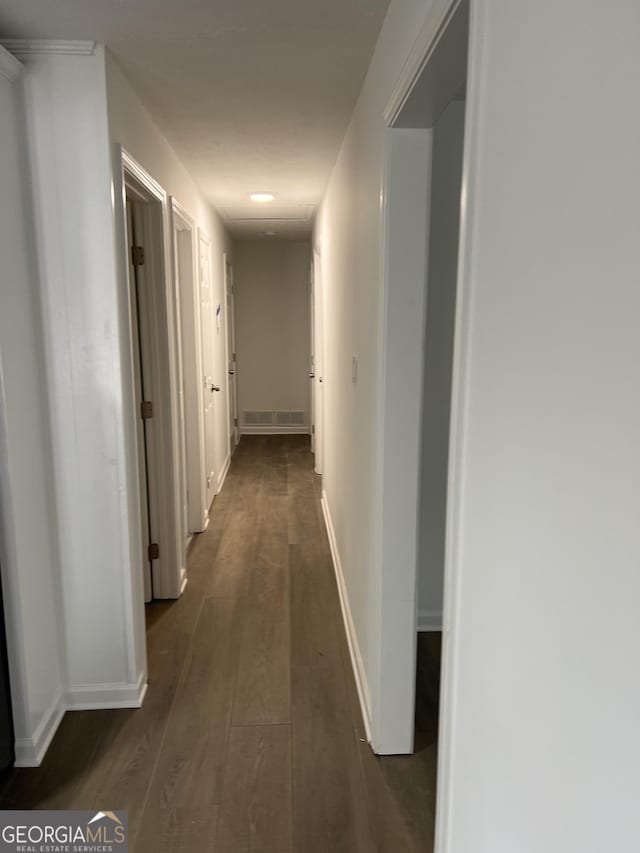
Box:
[0,437,437,852]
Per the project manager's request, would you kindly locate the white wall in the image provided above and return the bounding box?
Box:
[317,0,640,849]
[0,48,65,766]
[417,99,465,627]
[106,53,233,488]
[17,46,147,714]
[438,1,640,851]
[233,240,311,432]
[313,0,451,743]
[0,40,232,763]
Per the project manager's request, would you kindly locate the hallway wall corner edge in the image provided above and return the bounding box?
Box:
[13,691,65,768]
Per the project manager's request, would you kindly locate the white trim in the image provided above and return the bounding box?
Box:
[383,0,464,127]
[122,149,166,202]
[216,452,231,494]
[198,228,217,514]
[417,609,443,632]
[170,198,207,534]
[110,142,151,682]
[118,148,183,601]
[180,568,188,595]
[434,3,485,850]
[0,39,96,58]
[0,45,23,81]
[65,672,147,711]
[240,427,310,436]
[321,491,373,743]
[14,692,65,767]
[373,127,433,755]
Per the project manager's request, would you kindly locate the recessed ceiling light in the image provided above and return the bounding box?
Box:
[250,192,274,203]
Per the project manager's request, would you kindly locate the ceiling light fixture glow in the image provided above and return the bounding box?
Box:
[250,192,275,202]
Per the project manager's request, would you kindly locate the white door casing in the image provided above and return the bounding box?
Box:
[119,149,184,603]
[126,199,153,602]
[199,230,216,513]
[312,249,325,476]
[310,259,316,454]
[171,199,208,535]
[224,254,239,451]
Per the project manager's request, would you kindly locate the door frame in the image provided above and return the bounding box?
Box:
[312,249,325,476]
[223,253,239,453]
[125,197,155,603]
[114,146,184,601]
[374,0,469,765]
[198,228,217,515]
[170,199,207,537]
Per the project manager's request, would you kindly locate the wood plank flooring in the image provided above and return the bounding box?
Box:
[0,436,439,851]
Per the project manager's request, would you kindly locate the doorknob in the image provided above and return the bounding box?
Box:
[210,384,221,392]
[309,373,315,379]
[228,370,235,376]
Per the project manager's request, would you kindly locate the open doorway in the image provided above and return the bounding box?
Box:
[376,0,469,775]
[125,196,156,602]
[119,150,186,604]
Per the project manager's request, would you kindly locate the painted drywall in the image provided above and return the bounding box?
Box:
[437,2,640,851]
[17,46,147,711]
[417,99,465,627]
[317,0,640,847]
[233,241,311,431]
[313,0,452,741]
[0,42,232,761]
[105,52,233,492]
[0,49,65,765]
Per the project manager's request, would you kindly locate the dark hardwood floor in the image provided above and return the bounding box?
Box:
[0,435,439,851]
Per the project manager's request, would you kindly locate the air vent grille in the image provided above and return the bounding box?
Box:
[243,411,274,426]
[243,410,306,427]
[276,411,306,426]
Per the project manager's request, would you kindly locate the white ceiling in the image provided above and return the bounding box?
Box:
[0,0,390,238]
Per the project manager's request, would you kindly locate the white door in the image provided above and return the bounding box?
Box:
[224,256,239,449]
[313,250,325,476]
[199,232,216,513]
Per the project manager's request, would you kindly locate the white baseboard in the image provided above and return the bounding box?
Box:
[15,673,147,766]
[180,566,188,595]
[240,427,310,435]
[216,453,231,494]
[14,691,65,767]
[65,670,147,711]
[417,608,443,631]
[321,491,373,743]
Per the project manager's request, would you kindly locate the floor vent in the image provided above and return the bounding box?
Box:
[275,411,306,426]
[244,410,274,426]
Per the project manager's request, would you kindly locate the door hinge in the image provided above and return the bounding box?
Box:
[232,352,237,362]
[234,417,238,427]
[312,424,315,435]
[148,542,160,561]
[131,245,145,266]
[141,400,153,419]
